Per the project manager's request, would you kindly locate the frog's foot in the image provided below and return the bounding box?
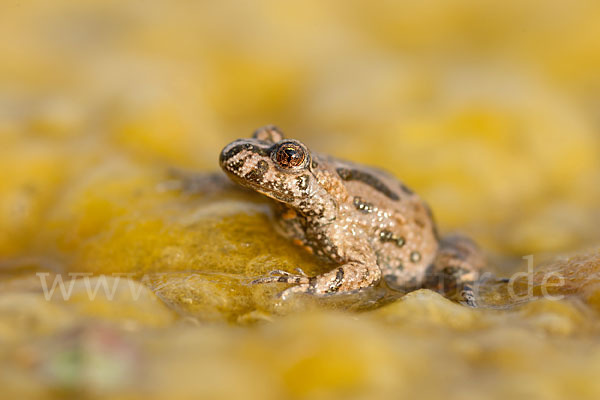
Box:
[251,269,311,286]
[460,284,478,308]
[427,234,486,295]
[253,262,381,299]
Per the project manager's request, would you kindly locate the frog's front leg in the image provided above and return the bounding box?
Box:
[253,261,382,299]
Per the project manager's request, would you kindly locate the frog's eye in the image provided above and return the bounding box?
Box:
[274,142,308,170]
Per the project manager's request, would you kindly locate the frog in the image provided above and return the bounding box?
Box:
[219,125,485,304]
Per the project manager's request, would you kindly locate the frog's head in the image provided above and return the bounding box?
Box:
[219,126,319,206]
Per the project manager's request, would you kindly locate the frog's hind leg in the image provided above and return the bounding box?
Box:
[252,262,382,300]
[426,234,486,306]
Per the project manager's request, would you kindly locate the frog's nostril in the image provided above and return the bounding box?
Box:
[219,148,230,165]
[219,141,247,166]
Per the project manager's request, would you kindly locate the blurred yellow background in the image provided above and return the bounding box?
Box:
[2,1,600,399]
[2,0,600,259]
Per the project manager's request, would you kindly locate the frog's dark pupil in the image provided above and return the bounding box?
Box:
[276,145,305,168]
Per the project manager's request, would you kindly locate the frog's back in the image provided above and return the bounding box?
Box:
[313,154,440,288]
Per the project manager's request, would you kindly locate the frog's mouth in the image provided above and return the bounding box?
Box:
[223,168,297,204]
[249,183,296,204]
